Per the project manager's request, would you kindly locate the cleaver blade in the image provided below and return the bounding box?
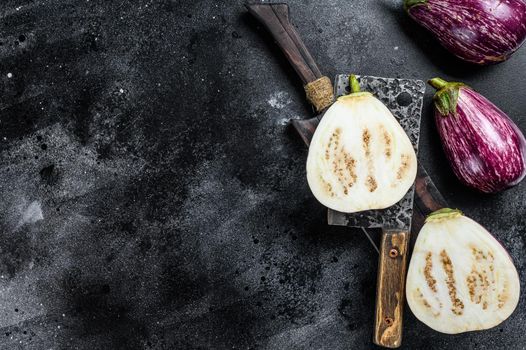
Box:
[327,74,425,231]
[326,74,425,348]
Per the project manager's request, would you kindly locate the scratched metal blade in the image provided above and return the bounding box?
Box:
[327,75,426,230]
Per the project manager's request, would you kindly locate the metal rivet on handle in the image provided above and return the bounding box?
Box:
[389,248,399,258]
[385,317,394,326]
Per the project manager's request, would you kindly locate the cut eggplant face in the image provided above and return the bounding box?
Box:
[306,92,417,213]
[406,209,520,334]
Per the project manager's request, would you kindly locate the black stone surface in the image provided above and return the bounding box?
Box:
[0,0,525,349]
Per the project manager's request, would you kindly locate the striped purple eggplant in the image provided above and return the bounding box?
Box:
[429,77,526,193]
[405,0,526,64]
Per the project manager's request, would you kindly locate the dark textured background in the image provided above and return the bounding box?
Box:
[0,0,525,349]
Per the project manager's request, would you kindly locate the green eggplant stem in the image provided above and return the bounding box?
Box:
[349,75,361,93]
[426,208,463,223]
[339,74,372,101]
[404,0,428,10]
[427,77,467,117]
[428,77,449,90]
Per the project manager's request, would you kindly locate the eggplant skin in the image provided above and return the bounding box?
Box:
[406,0,526,64]
[435,86,526,193]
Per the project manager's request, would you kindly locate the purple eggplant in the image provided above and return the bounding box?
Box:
[429,77,526,193]
[405,0,526,65]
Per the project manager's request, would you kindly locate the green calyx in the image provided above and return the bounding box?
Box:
[338,74,372,100]
[338,92,371,101]
[426,208,463,223]
[428,77,467,117]
[349,74,361,93]
[404,0,428,11]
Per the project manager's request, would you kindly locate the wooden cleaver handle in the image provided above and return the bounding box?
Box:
[373,229,409,348]
[245,2,322,84]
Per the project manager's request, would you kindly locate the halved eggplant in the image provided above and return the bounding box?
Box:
[406,209,520,334]
[306,76,417,213]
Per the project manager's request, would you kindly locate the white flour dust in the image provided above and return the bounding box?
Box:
[267,91,290,109]
[15,200,43,231]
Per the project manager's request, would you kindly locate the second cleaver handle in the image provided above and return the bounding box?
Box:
[373,229,409,348]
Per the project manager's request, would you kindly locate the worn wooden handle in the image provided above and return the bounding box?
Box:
[373,229,409,348]
[245,2,322,84]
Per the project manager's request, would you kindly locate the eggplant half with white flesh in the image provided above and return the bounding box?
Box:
[306,76,417,213]
[406,209,520,334]
[429,78,526,193]
[405,0,526,65]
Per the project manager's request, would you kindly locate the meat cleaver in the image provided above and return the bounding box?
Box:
[327,74,424,348]
[247,2,425,348]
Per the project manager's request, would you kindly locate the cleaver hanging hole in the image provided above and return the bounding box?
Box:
[396,91,412,107]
